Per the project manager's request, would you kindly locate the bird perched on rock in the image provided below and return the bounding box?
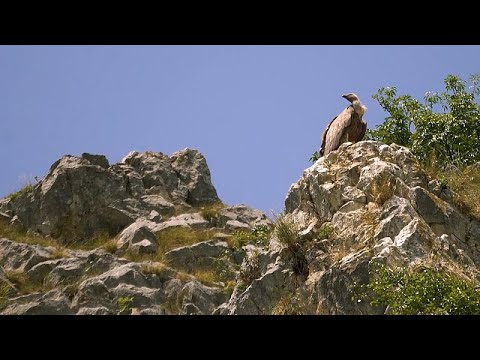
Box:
[319,93,367,157]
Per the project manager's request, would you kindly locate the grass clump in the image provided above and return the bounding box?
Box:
[191,269,220,286]
[0,281,11,311]
[0,221,60,249]
[199,202,225,223]
[271,293,314,315]
[238,249,261,288]
[67,231,118,252]
[50,247,69,259]
[274,213,299,248]
[141,263,166,275]
[353,263,480,315]
[4,269,53,294]
[156,227,216,261]
[140,263,168,276]
[427,165,480,220]
[102,239,119,254]
[5,175,38,201]
[224,280,236,299]
[273,213,308,277]
[6,184,35,201]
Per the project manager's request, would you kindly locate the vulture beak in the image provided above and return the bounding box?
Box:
[342,94,349,99]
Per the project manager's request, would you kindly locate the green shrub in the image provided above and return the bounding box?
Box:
[368,73,480,168]
[317,223,333,240]
[229,224,272,249]
[353,263,480,315]
[117,296,134,315]
[309,151,320,164]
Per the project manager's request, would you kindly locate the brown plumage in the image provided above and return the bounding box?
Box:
[319,93,367,157]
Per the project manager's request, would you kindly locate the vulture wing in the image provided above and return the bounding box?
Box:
[319,115,336,156]
[321,106,354,156]
[357,119,367,142]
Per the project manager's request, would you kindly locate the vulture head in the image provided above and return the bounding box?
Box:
[342,93,359,103]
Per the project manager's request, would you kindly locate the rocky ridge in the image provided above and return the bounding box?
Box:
[1,142,479,314]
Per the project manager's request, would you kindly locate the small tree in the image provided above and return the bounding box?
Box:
[368,74,480,168]
[353,263,480,315]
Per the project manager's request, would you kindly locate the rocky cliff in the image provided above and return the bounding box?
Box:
[1,142,479,314]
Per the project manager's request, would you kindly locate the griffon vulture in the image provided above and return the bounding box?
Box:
[319,93,367,157]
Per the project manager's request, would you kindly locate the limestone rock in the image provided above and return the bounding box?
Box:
[116,221,158,254]
[150,213,209,233]
[170,148,219,206]
[164,240,231,272]
[2,289,74,315]
[0,238,55,272]
[5,148,220,242]
[217,205,272,228]
[76,306,113,315]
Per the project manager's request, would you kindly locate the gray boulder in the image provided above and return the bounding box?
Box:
[5,149,220,243]
[170,148,219,206]
[116,221,158,255]
[1,289,74,315]
[164,240,231,272]
[0,238,55,272]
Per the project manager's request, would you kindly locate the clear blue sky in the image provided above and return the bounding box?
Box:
[1,45,479,215]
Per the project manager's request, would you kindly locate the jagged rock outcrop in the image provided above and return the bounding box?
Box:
[0,149,219,242]
[222,141,480,314]
[0,148,273,314]
[2,142,479,315]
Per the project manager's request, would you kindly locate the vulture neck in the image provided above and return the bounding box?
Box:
[351,100,366,117]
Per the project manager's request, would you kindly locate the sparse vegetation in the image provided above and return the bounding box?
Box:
[117,296,134,315]
[102,239,119,254]
[0,221,61,248]
[238,249,262,288]
[309,151,320,164]
[228,224,272,249]
[327,209,379,263]
[224,280,236,299]
[191,270,220,286]
[199,202,225,223]
[175,272,194,283]
[353,263,480,315]
[5,175,38,201]
[237,280,248,294]
[0,281,11,310]
[212,255,237,282]
[155,227,216,262]
[426,165,480,220]
[140,262,168,276]
[271,293,314,315]
[4,269,53,294]
[50,247,69,259]
[274,213,299,248]
[273,213,308,276]
[317,223,333,240]
[6,184,35,201]
[161,294,182,315]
